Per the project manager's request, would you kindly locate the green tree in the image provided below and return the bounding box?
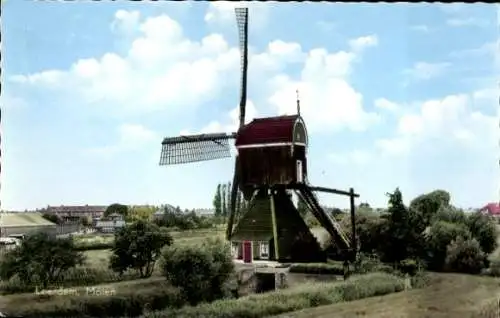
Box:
[378,188,419,263]
[445,236,487,274]
[466,213,498,255]
[160,237,235,305]
[410,190,451,231]
[213,184,222,217]
[425,221,472,271]
[0,233,84,288]
[110,220,173,278]
[221,184,227,219]
[105,203,129,218]
[127,205,156,222]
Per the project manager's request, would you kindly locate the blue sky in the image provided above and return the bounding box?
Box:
[2,2,498,211]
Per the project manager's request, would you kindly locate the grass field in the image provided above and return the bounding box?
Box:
[274,273,500,318]
[82,227,225,269]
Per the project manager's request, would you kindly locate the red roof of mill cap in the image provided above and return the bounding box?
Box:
[235,115,300,147]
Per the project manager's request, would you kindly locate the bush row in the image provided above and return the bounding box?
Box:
[143,272,414,318]
[74,242,114,251]
[0,267,140,295]
[289,263,344,275]
[6,280,185,318]
[5,272,415,318]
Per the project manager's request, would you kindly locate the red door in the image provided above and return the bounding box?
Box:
[243,241,252,263]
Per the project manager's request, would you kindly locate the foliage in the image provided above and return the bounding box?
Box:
[42,213,63,225]
[0,233,85,288]
[289,262,344,275]
[154,207,213,230]
[213,184,223,217]
[466,213,498,254]
[127,205,156,222]
[0,266,139,295]
[425,221,472,271]
[340,210,384,255]
[110,220,173,278]
[160,237,235,305]
[378,188,422,263]
[5,279,185,318]
[144,273,408,318]
[444,236,487,274]
[105,203,129,218]
[431,205,467,224]
[410,190,451,230]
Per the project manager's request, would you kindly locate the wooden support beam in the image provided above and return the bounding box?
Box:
[270,191,280,261]
[349,187,357,263]
[308,186,360,198]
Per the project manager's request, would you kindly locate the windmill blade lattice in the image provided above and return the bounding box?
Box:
[235,7,249,128]
[159,133,235,165]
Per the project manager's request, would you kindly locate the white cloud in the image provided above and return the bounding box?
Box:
[12,11,381,139]
[374,98,399,113]
[348,35,378,52]
[404,62,451,81]
[85,124,157,157]
[111,10,141,34]
[450,41,497,59]
[375,93,497,157]
[181,100,259,136]
[204,2,270,28]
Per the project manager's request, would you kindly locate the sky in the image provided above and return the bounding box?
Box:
[2,2,498,211]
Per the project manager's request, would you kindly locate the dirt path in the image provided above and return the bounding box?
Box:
[274,273,500,318]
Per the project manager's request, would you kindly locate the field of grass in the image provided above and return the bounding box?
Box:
[274,273,500,318]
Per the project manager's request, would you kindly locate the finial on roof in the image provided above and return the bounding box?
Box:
[296,89,301,115]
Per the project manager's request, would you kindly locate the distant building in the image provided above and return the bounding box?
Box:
[152,204,177,221]
[193,208,215,216]
[479,203,500,219]
[0,212,57,238]
[95,220,125,233]
[45,205,107,222]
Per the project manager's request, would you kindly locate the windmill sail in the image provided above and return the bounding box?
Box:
[159,133,235,165]
[236,7,249,127]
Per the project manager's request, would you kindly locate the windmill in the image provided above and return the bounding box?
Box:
[159,8,358,265]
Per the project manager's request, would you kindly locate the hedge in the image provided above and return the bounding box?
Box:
[0,267,140,295]
[143,272,411,318]
[3,279,185,318]
[289,262,345,275]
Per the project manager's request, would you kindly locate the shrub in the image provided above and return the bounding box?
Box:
[110,220,173,278]
[445,237,487,274]
[425,221,472,271]
[74,242,114,251]
[486,259,500,277]
[160,237,235,305]
[353,254,394,275]
[142,273,407,318]
[466,213,498,254]
[289,263,344,275]
[7,281,185,318]
[0,267,140,295]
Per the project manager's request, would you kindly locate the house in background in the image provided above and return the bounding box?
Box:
[94,212,125,233]
[479,203,500,220]
[45,205,107,223]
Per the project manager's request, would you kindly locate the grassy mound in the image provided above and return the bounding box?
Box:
[143,272,409,318]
